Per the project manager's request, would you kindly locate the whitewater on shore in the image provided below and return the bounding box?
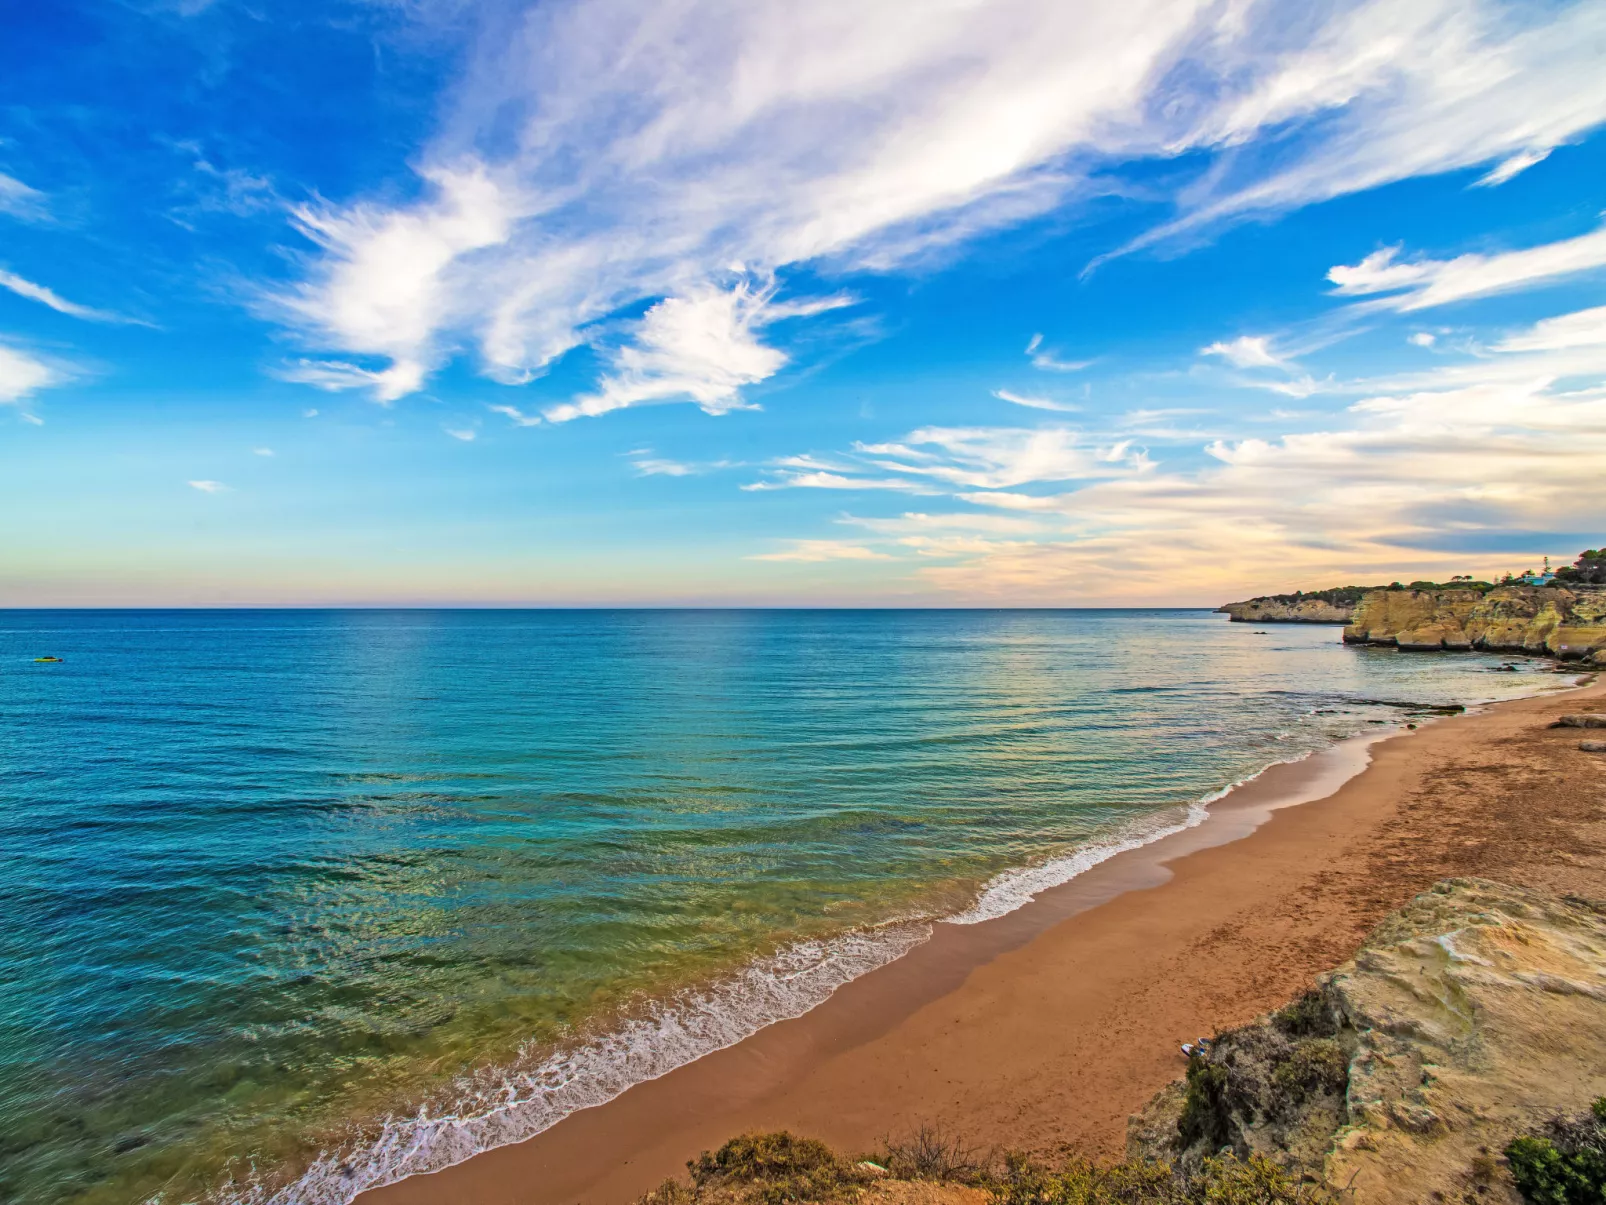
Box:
[250,704,1536,1205]
[0,609,1569,1205]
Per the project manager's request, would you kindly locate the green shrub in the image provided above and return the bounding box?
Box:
[1239,587,1382,608]
[1178,1058,1232,1152]
[993,1150,1177,1205]
[1270,1040,1346,1102]
[1506,1098,1606,1205]
[1507,1137,1573,1205]
[1272,993,1328,1039]
[643,1179,698,1205]
[1189,1154,1327,1205]
[688,1132,866,1204]
[990,1152,1326,1205]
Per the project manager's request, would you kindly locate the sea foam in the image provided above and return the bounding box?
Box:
[227,750,1346,1205]
[949,755,1299,924]
[226,922,932,1205]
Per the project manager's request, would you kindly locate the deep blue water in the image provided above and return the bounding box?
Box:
[0,610,1563,1204]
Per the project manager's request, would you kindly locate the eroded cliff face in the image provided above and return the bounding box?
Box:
[1217,599,1355,623]
[1322,879,1606,1205]
[1342,585,1606,663]
[1129,878,1606,1205]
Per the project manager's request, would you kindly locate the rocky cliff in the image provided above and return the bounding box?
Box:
[1218,587,1377,624]
[1342,585,1606,662]
[1217,599,1356,624]
[1130,878,1606,1205]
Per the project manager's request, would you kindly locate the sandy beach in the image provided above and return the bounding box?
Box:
[363,672,1606,1205]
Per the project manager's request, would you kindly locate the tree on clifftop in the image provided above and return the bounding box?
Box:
[1554,549,1606,586]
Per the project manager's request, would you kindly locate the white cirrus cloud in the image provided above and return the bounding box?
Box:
[487,403,543,427]
[747,427,1154,496]
[0,269,127,323]
[171,151,282,221]
[277,0,1606,412]
[1328,222,1606,311]
[273,358,427,403]
[188,480,229,493]
[1100,0,1606,263]
[741,469,934,493]
[857,425,1147,489]
[625,448,712,477]
[753,301,1606,602]
[275,164,516,403]
[993,388,1080,413]
[1200,335,1324,398]
[749,539,894,563]
[1201,335,1285,369]
[1492,304,1606,353]
[632,459,693,477]
[543,278,850,422]
[1025,334,1090,373]
[0,342,63,404]
[842,511,1046,535]
[0,172,46,222]
[1475,148,1550,187]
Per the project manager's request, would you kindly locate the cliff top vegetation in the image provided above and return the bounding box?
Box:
[1244,546,1603,606]
[1236,586,1382,607]
[1381,577,1494,592]
[1553,549,1606,587]
[640,1128,1328,1205]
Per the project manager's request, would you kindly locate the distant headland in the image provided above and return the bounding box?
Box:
[1217,548,1606,665]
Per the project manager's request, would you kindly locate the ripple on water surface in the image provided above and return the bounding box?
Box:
[0,609,1567,1205]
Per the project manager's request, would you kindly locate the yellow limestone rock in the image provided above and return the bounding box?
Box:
[1325,879,1606,1205]
[1344,586,1606,661]
[1218,599,1355,623]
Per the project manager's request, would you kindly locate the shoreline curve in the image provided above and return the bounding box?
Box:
[354,670,1599,1205]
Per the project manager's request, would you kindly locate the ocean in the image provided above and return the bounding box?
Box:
[0,609,1566,1205]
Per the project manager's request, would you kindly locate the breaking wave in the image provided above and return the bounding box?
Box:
[222,745,1369,1205]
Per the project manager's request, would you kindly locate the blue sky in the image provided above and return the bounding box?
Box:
[3,0,1605,605]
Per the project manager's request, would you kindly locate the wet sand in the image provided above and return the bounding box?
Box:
[364,674,1606,1205]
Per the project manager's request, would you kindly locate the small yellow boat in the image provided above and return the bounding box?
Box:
[34,656,63,663]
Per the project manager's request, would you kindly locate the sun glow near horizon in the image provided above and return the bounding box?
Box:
[2,0,1604,605]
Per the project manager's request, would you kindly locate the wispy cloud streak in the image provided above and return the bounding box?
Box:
[277,0,1606,412]
[753,300,1606,601]
[0,269,127,323]
[1328,223,1606,311]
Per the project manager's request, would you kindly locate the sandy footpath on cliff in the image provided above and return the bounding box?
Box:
[363,675,1606,1205]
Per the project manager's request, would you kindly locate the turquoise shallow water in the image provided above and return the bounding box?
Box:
[0,610,1566,1204]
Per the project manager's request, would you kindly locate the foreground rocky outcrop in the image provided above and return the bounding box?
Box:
[1129,878,1606,1205]
[1342,585,1606,663]
[647,881,1606,1205]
